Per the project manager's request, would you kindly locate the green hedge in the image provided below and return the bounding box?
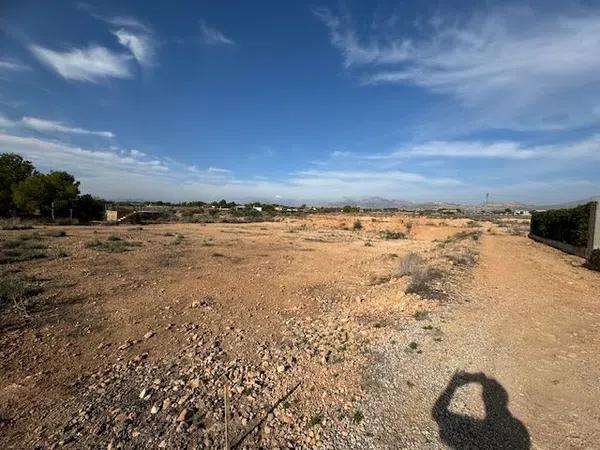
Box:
[587,249,600,271]
[530,203,592,248]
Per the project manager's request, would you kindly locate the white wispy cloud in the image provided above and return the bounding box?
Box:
[76,5,158,68]
[29,44,132,82]
[330,136,600,162]
[21,116,114,138]
[199,20,234,46]
[0,133,167,178]
[0,115,114,138]
[112,28,156,67]
[315,5,600,130]
[0,58,29,71]
[0,129,466,202]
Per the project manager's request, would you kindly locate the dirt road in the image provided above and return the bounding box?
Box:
[346,234,600,449]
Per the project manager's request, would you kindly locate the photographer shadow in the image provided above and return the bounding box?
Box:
[432,371,530,449]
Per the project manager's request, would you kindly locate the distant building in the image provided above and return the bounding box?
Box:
[253,206,263,212]
[514,210,531,216]
[105,210,124,222]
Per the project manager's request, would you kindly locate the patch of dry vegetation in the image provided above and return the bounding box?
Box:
[0,233,48,264]
[87,237,142,253]
[395,253,424,277]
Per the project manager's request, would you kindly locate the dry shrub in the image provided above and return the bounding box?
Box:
[395,252,424,277]
[381,230,407,240]
[447,249,477,266]
[0,234,48,264]
[0,271,43,312]
[406,266,446,300]
[0,219,34,231]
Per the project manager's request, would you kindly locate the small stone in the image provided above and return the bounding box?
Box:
[277,365,286,373]
[189,378,201,389]
[139,388,148,399]
[144,331,155,340]
[176,408,192,423]
[150,404,160,414]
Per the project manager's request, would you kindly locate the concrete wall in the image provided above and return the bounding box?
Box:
[105,210,119,222]
[587,201,600,259]
[529,233,587,258]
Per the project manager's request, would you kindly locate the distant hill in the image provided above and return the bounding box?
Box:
[539,195,600,210]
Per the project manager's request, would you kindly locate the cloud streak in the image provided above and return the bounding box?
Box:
[0,58,29,72]
[199,20,234,46]
[29,44,132,82]
[0,115,114,138]
[20,117,114,138]
[112,28,156,68]
[315,4,600,130]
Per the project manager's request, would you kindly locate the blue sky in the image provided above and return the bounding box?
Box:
[1,0,599,204]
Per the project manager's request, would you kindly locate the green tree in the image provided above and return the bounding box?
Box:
[13,171,80,216]
[0,153,36,215]
[75,194,105,222]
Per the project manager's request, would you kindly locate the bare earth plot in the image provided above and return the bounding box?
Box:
[0,216,599,449]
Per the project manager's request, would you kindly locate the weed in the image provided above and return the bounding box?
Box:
[447,249,477,266]
[406,266,446,300]
[56,248,69,258]
[107,234,121,241]
[422,324,434,330]
[212,252,225,257]
[87,238,141,253]
[45,230,66,237]
[0,235,48,264]
[413,310,429,321]
[408,341,418,351]
[0,272,43,312]
[395,252,424,277]
[308,414,323,428]
[353,220,363,230]
[380,230,407,240]
[172,234,185,245]
[163,232,175,237]
[352,410,364,424]
[445,230,482,243]
[364,241,373,247]
[368,274,391,285]
[0,220,33,231]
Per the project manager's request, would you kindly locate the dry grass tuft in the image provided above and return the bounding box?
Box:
[395,252,424,277]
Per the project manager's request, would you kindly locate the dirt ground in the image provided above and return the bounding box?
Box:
[0,214,598,449]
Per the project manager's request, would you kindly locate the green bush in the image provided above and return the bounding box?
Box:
[530,203,591,248]
[587,249,600,271]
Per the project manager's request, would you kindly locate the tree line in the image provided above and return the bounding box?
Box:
[0,153,105,222]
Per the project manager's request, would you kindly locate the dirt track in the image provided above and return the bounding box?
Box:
[347,234,600,449]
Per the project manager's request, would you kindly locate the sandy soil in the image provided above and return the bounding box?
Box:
[0,215,598,448]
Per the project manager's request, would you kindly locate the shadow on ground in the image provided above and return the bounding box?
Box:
[432,371,530,449]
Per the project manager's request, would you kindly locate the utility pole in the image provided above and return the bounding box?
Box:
[51,201,55,221]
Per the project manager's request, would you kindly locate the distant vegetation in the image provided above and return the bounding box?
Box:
[0,153,105,222]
